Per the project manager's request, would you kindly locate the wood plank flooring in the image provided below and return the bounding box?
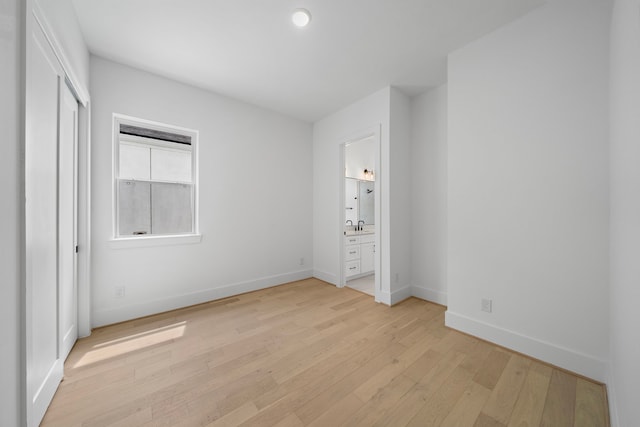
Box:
[41,278,609,427]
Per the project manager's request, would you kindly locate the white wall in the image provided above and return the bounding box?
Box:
[389,88,413,302]
[410,85,448,306]
[446,0,611,381]
[312,87,391,300]
[312,86,413,305]
[0,0,23,424]
[609,0,640,425]
[90,57,313,326]
[36,0,89,95]
[345,137,375,180]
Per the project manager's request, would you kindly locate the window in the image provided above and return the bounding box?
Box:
[113,115,198,241]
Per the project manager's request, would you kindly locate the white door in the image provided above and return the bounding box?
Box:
[26,20,64,427]
[59,83,79,360]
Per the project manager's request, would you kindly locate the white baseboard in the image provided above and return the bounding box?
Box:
[411,286,447,306]
[391,285,412,305]
[93,269,313,327]
[445,310,607,382]
[376,290,391,305]
[312,269,338,286]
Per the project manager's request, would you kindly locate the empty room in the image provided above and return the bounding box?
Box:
[2,0,639,426]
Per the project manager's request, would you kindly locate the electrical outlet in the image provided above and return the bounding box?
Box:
[395,273,399,283]
[481,298,492,313]
[115,286,125,298]
[299,257,305,266]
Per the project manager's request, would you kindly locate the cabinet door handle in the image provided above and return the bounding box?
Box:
[349,266,356,270]
[349,251,356,254]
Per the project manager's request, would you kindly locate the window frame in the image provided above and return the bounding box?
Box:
[111,113,201,248]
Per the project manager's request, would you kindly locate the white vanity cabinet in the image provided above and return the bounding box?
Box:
[359,234,375,275]
[345,233,375,278]
[345,234,361,277]
[360,242,375,273]
[345,244,360,261]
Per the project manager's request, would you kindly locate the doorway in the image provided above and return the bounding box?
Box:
[340,130,381,301]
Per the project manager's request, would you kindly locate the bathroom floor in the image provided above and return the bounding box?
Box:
[346,274,375,296]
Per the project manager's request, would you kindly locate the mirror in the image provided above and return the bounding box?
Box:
[345,177,374,226]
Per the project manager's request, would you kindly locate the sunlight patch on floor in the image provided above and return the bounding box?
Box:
[73,321,187,368]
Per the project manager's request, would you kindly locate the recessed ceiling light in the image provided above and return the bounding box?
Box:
[292,8,311,27]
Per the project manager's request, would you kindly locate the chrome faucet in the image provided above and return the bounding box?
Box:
[357,220,365,231]
[346,220,353,226]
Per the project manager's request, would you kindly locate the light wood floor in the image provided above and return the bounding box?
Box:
[42,278,609,427]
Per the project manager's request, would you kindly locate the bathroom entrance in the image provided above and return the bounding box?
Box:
[341,133,380,298]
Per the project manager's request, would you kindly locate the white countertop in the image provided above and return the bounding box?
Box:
[344,230,375,236]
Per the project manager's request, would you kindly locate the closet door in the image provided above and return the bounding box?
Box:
[59,83,79,360]
[25,19,64,427]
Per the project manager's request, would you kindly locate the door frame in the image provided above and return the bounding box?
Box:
[58,80,79,360]
[338,126,382,302]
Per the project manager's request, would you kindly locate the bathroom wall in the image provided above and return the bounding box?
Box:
[345,137,375,180]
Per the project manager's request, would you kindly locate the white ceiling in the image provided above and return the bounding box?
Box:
[72,0,545,122]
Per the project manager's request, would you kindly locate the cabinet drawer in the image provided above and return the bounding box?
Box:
[345,260,361,277]
[345,245,360,261]
[344,235,360,245]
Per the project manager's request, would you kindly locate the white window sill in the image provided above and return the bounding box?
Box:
[109,233,202,249]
